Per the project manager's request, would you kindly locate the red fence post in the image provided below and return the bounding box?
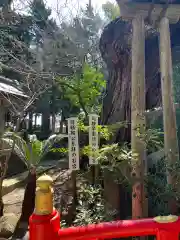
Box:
[154,216,179,240]
[28,177,180,240]
[156,230,179,240]
[29,175,60,240]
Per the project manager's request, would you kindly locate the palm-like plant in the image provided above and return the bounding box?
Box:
[0,131,62,219]
[9,134,61,224]
[0,132,42,220]
[0,130,67,236]
[16,137,46,223]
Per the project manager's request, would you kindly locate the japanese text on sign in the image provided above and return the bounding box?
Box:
[89,114,99,165]
[67,118,79,171]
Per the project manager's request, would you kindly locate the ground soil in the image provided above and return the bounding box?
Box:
[2,161,72,239]
[3,167,71,218]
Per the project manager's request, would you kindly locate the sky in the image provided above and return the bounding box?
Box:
[46,0,115,11]
[45,0,116,23]
[14,0,116,24]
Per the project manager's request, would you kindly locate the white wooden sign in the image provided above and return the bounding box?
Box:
[89,114,99,165]
[67,117,79,171]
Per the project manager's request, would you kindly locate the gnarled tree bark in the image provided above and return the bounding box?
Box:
[99,17,180,219]
[99,18,180,142]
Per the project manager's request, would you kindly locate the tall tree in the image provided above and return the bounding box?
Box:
[61,4,103,68]
[57,64,106,117]
[28,0,57,136]
[31,2,105,136]
[0,0,58,216]
[0,0,13,10]
[102,1,119,21]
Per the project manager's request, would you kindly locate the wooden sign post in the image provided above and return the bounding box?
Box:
[89,114,99,184]
[67,117,79,171]
[67,117,79,204]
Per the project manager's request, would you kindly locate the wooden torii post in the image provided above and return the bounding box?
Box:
[117,1,180,218]
[131,14,147,219]
[159,16,179,214]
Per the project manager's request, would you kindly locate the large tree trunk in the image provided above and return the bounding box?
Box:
[99,18,180,142]
[34,114,38,129]
[28,112,33,133]
[51,84,56,134]
[100,21,161,143]
[99,18,180,220]
[41,111,50,137]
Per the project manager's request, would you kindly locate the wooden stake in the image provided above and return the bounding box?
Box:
[0,99,5,134]
[159,17,179,214]
[0,100,5,216]
[91,165,99,185]
[71,170,77,202]
[131,15,147,219]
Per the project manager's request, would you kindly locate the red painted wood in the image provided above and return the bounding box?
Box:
[29,211,180,240]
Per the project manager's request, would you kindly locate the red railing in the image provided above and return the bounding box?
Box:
[29,209,180,240]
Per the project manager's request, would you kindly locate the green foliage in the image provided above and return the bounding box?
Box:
[173,64,180,103]
[57,64,106,115]
[98,143,132,185]
[0,7,33,87]
[29,0,51,28]
[51,148,68,153]
[77,116,113,140]
[30,0,104,122]
[146,157,180,216]
[50,120,129,164]
[29,0,57,44]
[0,0,12,8]
[73,183,108,226]
[97,125,112,140]
[5,133,44,167]
[148,158,168,215]
[144,128,164,152]
[44,134,68,154]
[102,1,119,20]
[77,118,89,132]
[136,128,164,153]
[2,132,61,168]
[61,4,103,67]
[81,145,91,156]
[27,139,44,166]
[173,65,180,151]
[82,127,164,185]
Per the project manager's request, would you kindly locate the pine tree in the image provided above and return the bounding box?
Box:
[61,3,103,68]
